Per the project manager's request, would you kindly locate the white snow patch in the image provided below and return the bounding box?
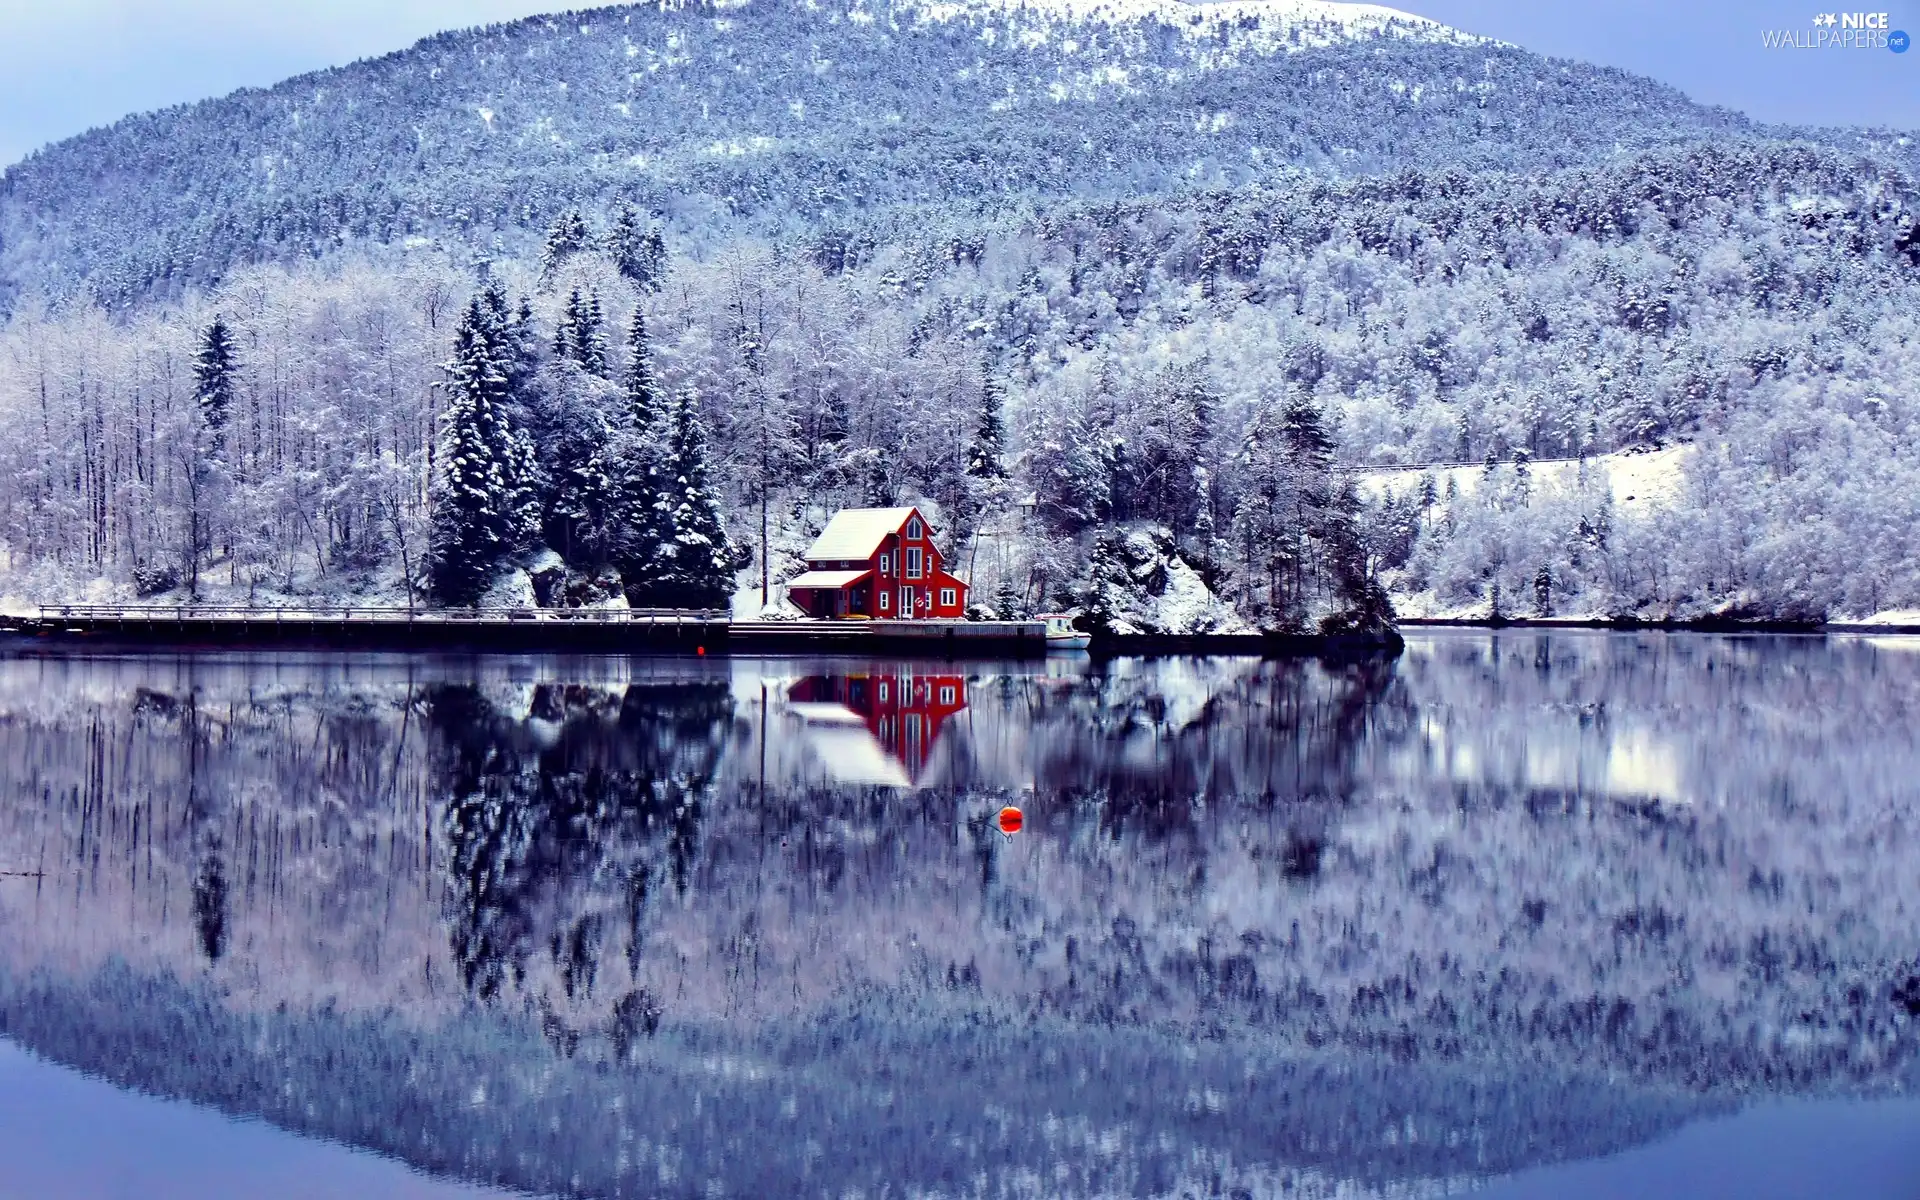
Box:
[481,568,538,610]
[732,581,806,620]
[1152,557,1251,635]
[1353,444,1696,518]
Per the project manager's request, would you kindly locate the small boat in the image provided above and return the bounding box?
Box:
[1038,613,1091,650]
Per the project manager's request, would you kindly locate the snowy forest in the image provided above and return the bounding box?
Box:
[4,0,1920,625]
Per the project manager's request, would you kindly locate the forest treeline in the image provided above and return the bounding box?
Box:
[4,138,1919,621]
[0,0,1802,311]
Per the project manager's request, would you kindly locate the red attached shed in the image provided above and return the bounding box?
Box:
[785,506,969,619]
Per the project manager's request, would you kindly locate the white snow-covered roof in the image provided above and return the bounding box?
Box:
[785,568,874,590]
[803,508,920,562]
[806,724,914,787]
[788,703,914,786]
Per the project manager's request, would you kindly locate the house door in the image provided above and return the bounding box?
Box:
[899,587,915,618]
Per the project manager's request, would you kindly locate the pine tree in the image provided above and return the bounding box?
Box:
[614,309,666,597]
[648,388,735,609]
[549,288,606,376]
[429,297,539,605]
[582,292,607,376]
[624,308,658,428]
[552,291,579,359]
[966,370,1008,479]
[547,407,622,570]
[540,209,591,281]
[608,205,667,290]
[193,316,238,454]
[1074,529,1136,635]
[553,289,607,376]
[1280,394,1334,478]
[186,315,239,595]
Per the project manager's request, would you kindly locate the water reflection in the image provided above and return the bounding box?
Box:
[0,635,1914,1197]
[785,669,969,786]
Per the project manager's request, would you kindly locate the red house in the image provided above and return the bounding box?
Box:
[785,506,969,620]
[787,671,968,785]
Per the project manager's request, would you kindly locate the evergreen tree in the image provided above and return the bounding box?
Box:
[647,388,735,609]
[966,370,1008,479]
[608,206,667,290]
[428,297,539,605]
[552,292,579,359]
[546,406,622,570]
[540,209,591,281]
[1280,394,1334,478]
[614,309,667,598]
[553,289,608,376]
[1073,529,1136,635]
[186,315,240,595]
[193,316,238,454]
[582,293,607,377]
[624,308,659,430]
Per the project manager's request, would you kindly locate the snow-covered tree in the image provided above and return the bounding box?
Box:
[185,315,240,595]
[645,388,735,609]
[553,289,608,378]
[193,316,238,454]
[428,297,540,605]
[608,207,667,291]
[966,369,1008,480]
[540,210,591,282]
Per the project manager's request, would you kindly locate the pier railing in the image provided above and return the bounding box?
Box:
[35,604,729,624]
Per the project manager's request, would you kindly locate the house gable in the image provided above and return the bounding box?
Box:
[791,505,969,619]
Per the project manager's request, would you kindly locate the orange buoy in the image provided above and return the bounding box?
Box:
[997,806,1024,836]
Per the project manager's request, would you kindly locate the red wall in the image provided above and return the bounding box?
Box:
[860,510,967,618]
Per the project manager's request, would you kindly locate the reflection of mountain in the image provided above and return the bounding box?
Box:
[0,640,1915,1196]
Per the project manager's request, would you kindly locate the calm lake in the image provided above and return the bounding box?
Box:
[0,631,1917,1199]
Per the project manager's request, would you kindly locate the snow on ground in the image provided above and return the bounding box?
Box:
[1153,556,1253,635]
[1353,444,1696,518]
[1834,609,1920,627]
[733,567,807,620]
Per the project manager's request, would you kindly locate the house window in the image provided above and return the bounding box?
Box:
[939,685,956,705]
[879,552,891,575]
[939,587,956,608]
[880,589,890,611]
[907,547,923,579]
[907,517,923,539]
[879,682,889,702]
[900,587,915,617]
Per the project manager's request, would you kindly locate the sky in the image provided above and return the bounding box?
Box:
[0,0,1917,167]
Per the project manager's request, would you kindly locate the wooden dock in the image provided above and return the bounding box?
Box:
[0,604,1050,657]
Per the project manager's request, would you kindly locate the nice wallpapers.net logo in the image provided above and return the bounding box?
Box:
[1763,12,1912,49]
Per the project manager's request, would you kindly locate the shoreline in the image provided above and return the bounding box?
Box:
[6,610,1916,655]
[1397,616,1920,635]
[0,611,1405,659]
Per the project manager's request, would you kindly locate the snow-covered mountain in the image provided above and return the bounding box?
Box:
[1,1,1918,625]
[0,0,1752,309]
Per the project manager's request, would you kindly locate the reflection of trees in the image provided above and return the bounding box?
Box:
[1021,657,1410,838]
[8,646,1920,1197]
[428,681,733,1016]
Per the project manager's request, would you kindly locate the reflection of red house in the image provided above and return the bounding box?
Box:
[784,506,968,620]
[787,671,968,784]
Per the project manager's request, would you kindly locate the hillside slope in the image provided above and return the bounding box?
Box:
[0,0,1769,308]
[2,3,1919,624]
